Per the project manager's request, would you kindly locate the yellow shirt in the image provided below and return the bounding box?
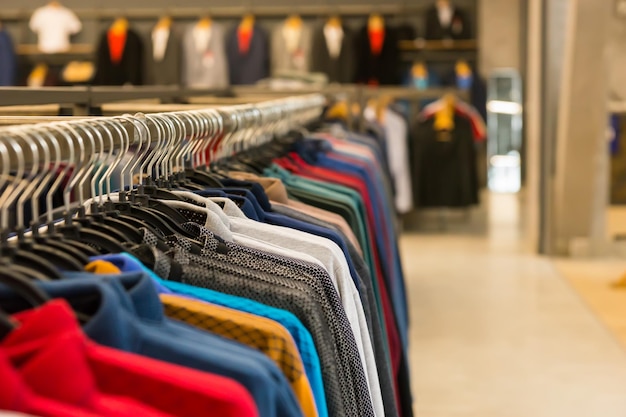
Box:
[160,294,318,417]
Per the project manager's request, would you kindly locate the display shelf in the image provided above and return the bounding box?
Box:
[399,39,478,51]
[16,44,94,56]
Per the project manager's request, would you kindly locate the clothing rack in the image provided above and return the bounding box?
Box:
[0,93,326,171]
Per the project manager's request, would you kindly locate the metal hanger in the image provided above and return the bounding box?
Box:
[0,130,60,279]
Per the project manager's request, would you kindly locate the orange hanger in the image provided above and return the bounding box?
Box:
[285,14,303,29]
[327,15,342,28]
[434,93,456,131]
[368,13,384,31]
[110,17,129,34]
[196,16,212,29]
[239,14,255,31]
[154,16,172,31]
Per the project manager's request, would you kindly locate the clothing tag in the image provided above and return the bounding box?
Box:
[292,49,305,69]
[203,51,215,68]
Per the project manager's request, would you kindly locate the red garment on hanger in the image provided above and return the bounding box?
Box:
[2,300,260,417]
[238,27,253,54]
[107,31,127,64]
[368,28,385,55]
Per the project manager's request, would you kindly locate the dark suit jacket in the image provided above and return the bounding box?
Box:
[0,30,16,86]
[94,29,144,85]
[425,6,471,40]
[226,25,269,85]
[145,30,182,86]
[410,114,479,208]
[311,25,354,84]
[354,25,400,85]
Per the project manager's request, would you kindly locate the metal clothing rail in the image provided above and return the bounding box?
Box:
[0,86,233,113]
[0,94,326,171]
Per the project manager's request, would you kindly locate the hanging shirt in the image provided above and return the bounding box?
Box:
[323,24,343,59]
[29,4,81,53]
[437,4,454,27]
[160,294,319,417]
[368,28,384,56]
[152,27,170,62]
[1,299,259,417]
[107,30,127,64]
[193,25,212,53]
[238,26,253,54]
[0,276,300,417]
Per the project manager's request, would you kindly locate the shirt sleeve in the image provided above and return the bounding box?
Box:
[65,10,82,34]
[29,9,43,33]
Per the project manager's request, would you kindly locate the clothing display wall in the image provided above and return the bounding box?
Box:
[0,95,414,417]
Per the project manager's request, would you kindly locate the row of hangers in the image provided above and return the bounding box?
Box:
[0,93,325,335]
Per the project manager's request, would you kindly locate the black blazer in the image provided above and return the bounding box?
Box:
[410,114,479,208]
[94,29,144,86]
[311,25,355,84]
[226,25,270,85]
[354,25,400,85]
[425,6,471,40]
[145,30,182,86]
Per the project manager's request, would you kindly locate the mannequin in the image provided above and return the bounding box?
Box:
[29,1,81,53]
[425,0,470,40]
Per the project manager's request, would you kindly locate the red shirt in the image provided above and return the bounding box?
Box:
[0,350,100,417]
[238,27,253,54]
[2,300,260,417]
[107,31,127,64]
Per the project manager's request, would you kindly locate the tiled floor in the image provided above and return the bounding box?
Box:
[401,194,626,417]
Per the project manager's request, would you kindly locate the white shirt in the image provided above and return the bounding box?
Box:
[323,24,344,59]
[29,5,81,53]
[437,4,454,27]
[282,25,302,54]
[192,25,212,53]
[152,27,170,61]
[364,106,413,213]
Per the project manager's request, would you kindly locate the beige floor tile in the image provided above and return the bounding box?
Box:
[402,194,626,417]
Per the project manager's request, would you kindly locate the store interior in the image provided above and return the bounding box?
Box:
[1,0,626,416]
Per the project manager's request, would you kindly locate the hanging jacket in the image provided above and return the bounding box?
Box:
[0,29,16,86]
[226,25,269,85]
[94,28,144,86]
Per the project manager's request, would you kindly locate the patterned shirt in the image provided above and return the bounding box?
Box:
[160,294,318,417]
[139,226,374,417]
